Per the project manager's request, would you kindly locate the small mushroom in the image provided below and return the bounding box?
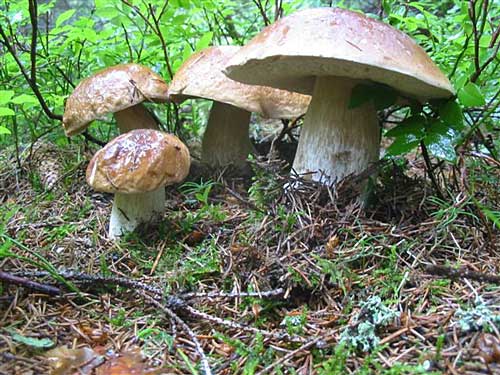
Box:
[224,8,454,184]
[86,129,190,239]
[63,64,168,136]
[168,46,310,168]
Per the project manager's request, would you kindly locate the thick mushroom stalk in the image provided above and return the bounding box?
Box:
[109,188,164,238]
[224,8,455,188]
[202,101,253,167]
[114,103,159,134]
[292,77,379,183]
[167,46,310,168]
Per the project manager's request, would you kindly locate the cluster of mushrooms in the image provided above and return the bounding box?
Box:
[62,8,454,239]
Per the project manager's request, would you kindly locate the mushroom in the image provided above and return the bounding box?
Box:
[63,64,168,136]
[168,46,310,168]
[224,8,454,183]
[86,129,190,239]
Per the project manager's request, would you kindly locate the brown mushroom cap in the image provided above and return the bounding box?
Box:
[168,46,310,119]
[63,64,169,136]
[224,8,454,100]
[86,129,190,194]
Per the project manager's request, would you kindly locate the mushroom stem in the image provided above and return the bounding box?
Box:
[109,187,165,239]
[292,76,379,183]
[201,101,254,167]
[114,103,159,133]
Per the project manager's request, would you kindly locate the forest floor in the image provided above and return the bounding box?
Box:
[0,137,499,375]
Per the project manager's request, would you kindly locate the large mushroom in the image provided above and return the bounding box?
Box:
[224,8,454,183]
[63,64,168,136]
[168,46,310,168]
[86,129,190,239]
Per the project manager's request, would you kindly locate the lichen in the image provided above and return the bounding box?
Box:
[340,296,399,352]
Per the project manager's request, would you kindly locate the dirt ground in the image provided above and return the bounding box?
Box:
[0,139,499,374]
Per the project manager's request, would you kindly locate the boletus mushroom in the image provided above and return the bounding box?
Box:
[168,46,310,168]
[224,8,454,184]
[63,64,168,136]
[86,129,190,239]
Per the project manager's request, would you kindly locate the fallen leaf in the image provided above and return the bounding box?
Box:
[45,346,104,375]
[96,349,164,375]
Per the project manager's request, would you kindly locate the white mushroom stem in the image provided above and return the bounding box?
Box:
[108,187,165,239]
[201,101,254,167]
[292,76,379,183]
[114,103,159,133]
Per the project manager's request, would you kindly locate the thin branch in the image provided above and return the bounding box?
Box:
[420,141,444,199]
[424,264,500,285]
[0,271,61,296]
[141,293,213,375]
[0,5,62,121]
[252,0,271,26]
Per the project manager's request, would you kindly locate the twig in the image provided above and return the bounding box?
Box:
[420,141,444,199]
[255,332,336,375]
[0,271,61,296]
[179,288,284,300]
[424,264,500,285]
[183,304,308,343]
[0,3,62,121]
[140,292,213,375]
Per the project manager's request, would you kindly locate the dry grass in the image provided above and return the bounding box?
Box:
[0,140,499,375]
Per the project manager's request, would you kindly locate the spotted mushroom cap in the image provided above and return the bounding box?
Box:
[63,64,169,136]
[168,46,310,119]
[86,129,190,194]
[224,8,454,100]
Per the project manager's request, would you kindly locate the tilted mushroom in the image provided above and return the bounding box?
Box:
[168,46,310,168]
[86,129,190,239]
[63,64,168,136]
[224,8,454,184]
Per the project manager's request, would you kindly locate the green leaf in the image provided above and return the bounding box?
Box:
[0,90,14,105]
[424,119,459,162]
[439,100,464,130]
[373,85,398,110]
[11,94,38,105]
[386,137,420,156]
[349,83,397,110]
[349,84,373,109]
[9,331,55,349]
[424,132,457,162]
[0,126,11,135]
[457,82,486,107]
[385,115,426,138]
[55,9,76,27]
[195,31,213,51]
[0,107,15,116]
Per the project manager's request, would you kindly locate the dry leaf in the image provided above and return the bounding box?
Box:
[96,349,163,375]
[45,346,104,375]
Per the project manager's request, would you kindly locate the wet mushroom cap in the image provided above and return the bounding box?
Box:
[224,8,454,100]
[63,64,169,136]
[168,45,310,119]
[86,129,190,194]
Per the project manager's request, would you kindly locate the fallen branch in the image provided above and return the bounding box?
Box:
[140,292,213,375]
[0,271,61,296]
[423,264,500,285]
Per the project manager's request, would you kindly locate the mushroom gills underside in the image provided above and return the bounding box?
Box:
[201,101,254,167]
[109,187,165,238]
[292,76,380,184]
